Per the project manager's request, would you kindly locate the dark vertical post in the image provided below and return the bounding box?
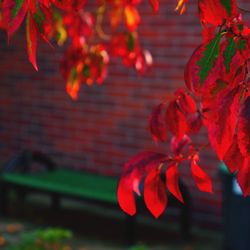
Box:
[180,200,191,241]
[51,193,60,212]
[180,182,192,242]
[124,214,136,247]
[0,184,8,216]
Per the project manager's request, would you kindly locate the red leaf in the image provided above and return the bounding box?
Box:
[191,159,212,193]
[185,41,234,97]
[170,134,191,155]
[2,0,28,39]
[199,0,224,26]
[122,151,168,197]
[184,44,223,93]
[177,92,197,114]
[198,0,238,26]
[223,136,244,174]
[123,151,168,174]
[236,157,250,197]
[149,103,167,143]
[238,96,250,157]
[175,0,187,15]
[149,0,159,13]
[35,5,53,44]
[166,163,184,203]
[66,79,80,100]
[207,86,241,160]
[117,176,136,216]
[28,0,37,13]
[52,0,85,11]
[187,112,203,133]
[41,0,50,8]
[26,12,38,71]
[184,45,203,93]
[202,26,216,43]
[166,100,188,138]
[144,168,167,218]
[124,5,140,31]
[222,48,247,87]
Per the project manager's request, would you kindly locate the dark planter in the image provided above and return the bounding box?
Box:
[220,163,250,250]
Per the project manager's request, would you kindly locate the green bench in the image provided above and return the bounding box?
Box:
[1,169,118,204]
[0,151,191,244]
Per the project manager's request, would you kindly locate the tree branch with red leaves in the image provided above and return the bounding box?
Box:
[118,0,250,218]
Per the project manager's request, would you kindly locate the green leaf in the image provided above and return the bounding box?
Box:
[12,0,24,18]
[82,65,90,77]
[127,32,135,51]
[69,67,77,84]
[211,79,228,95]
[238,39,246,51]
[238,24,243,33]
[197,33,221,86]
[224,37,236,72]
[220,0,232,16]
[33,7,45,32]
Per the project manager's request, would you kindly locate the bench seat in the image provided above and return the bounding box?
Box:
[1,169,118,204]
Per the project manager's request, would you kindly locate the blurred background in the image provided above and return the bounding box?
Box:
[0,0,250,249]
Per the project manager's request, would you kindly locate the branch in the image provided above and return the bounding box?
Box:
[238,7,250,14]
[95,3,111,41]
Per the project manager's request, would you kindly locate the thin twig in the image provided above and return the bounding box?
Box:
[238,7,250,14]
[95,3,111,41]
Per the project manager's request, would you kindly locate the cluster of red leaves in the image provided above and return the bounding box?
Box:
[61,44,109,100]
[110,32,153,74]
[0,0,156,99]
[118,0,250,218]
[186,1,250,197]
[118,89,212,218]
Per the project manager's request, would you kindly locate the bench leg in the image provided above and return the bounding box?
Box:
[0,184,8,216]
[124,214,136,246]
[51,194,60,211]
[179,182,192,242]
[180,202,191,241]
[17,189,27,204]
[180,184,192,241]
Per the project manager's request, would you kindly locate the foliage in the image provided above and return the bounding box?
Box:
[6,227,72,250]
[1,0,250,218]
[129,243,148,250]
[117,0,250,218]
[0,0,154,99]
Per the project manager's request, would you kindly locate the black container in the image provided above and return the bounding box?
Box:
[220,164,250,250]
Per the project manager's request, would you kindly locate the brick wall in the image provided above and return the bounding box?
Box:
[1,0,248,228]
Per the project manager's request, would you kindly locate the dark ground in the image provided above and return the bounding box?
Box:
[0,194,222,250]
